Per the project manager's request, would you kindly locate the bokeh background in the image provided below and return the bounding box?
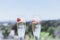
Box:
[0,0,60,40]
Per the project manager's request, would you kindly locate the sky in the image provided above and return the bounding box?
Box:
[0,0,60,21]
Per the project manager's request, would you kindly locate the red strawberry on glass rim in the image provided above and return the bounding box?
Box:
[32,19,37,23]
[17,18,21,22]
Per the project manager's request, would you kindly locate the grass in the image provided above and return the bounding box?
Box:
[29,32,60,40]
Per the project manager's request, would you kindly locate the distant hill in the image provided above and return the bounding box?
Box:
[0,21,16,30]
[41,19,60,27]
[41,19,60,31]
